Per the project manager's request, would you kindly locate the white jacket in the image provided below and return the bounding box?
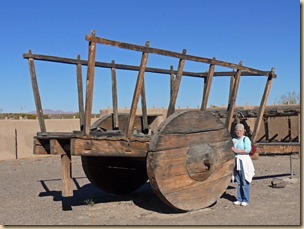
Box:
[236,154,255,183]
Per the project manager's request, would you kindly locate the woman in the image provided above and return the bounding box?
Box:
[231,123,255,207]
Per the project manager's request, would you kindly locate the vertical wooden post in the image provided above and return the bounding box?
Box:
[167,49,186,118]
[141,77,149,133]
[251,68,275,143]
[126,41,149,139]
[61,153,73,197]
[225,62,242,132]
[170,65,175,101]
[27,50,46,132]
[264,117,269,142]
[228,74,235,105]
[201,59,215,111]
[288,116,291,142]
[111,60,119,129]
[76,55,85,131]
[84,31,97,136]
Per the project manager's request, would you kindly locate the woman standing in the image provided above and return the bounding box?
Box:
[231,123,255,207]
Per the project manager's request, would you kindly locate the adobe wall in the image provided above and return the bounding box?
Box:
[0,118,98,161]
[0,113,300,161]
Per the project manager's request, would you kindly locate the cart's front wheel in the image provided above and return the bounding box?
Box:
[147,110,235,211]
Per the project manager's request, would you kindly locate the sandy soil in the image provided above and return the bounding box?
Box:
[0,154,301,226]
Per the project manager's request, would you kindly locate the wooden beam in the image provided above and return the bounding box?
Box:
[252,70,274,143]
[225,64,242,132]
[23,53,274,78]
[167,49,186,117]
[84,31,97,136]
[76,55,85,131]
[201,61,215,111]
[27,50,46,132]
[126,41,150,139]
[61,153,73,197]
[86,35,270,76]
[111,60,119,129]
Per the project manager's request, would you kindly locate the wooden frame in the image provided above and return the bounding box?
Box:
[24,31,278,197]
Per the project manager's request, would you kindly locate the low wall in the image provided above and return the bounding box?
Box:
[0,113,300,161]
[0,119,97,161]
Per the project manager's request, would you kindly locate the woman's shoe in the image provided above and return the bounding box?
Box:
[233,201,241,205]
[241,202,248,207]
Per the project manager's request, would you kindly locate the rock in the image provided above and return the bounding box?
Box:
[271,178,286,188]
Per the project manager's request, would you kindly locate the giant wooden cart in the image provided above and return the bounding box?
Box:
[23,30,276,211]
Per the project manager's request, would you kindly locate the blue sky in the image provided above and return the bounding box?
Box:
[0,0,300,113]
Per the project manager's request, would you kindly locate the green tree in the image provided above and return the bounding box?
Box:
[277,91,300,105]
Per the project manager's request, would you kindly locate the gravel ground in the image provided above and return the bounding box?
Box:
[0,154,301,226]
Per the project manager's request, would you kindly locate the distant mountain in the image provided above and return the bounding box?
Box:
[28,109,76,114]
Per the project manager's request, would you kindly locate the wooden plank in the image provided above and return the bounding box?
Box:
[201,62,215,111]
[252,72,274,143]
[76,55,85,131]
[256,143,300,155]
[23,53,274,78]
[225,66,242,132]
[70,138,148,157]
[84,32,97,136]
[126,41,149,139]
[85,35,272,76]
[167,49,186,117]
[111,60,119,129]
[27,50,46,132]
[61,153,73,197]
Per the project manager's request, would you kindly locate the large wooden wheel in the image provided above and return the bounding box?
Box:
[81,156,147,195]
[147,110,235,211]
[81,113,148,195]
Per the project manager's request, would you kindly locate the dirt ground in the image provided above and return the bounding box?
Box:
[0,154,301,226]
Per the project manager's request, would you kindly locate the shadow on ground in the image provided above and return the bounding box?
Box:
[38,172,291,213]
[38,178,182,214]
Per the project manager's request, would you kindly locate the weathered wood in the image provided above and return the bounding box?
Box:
[167,49,186,117]
[170,65,174,100]
[50,139,70,155]
[147,110,234,211]
[208,104,300,118]
[33,139,49,155]
[225,66,242,132]
[252,72,274,143]
[76,55,85,130]
[228,74,235,105]
[201,62,215,111]
[71,138,149,157]
[23,53,274,78]
[61,153,73,197]
[126,42,149,139]
[90,113,144,133]
[111,60,119,129]
[84,31,97,136]
[256,142,300,155]
[140,77,149,133]
[86,35,273,76]
[27,50,46,132]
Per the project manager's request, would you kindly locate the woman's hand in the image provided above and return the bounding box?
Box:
[231,146,237,153]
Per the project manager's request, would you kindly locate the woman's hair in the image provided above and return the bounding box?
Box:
[235,123,245,131]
